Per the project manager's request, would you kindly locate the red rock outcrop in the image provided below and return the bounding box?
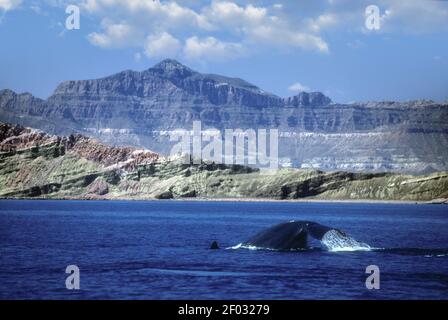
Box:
[0,123,160,169]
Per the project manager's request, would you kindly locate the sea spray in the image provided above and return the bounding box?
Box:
[321,229,371,252]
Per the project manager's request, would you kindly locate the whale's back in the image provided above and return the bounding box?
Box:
[240,220,369,251]
[243,221,309,250]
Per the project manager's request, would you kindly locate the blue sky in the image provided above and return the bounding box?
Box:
[0,0,447,103]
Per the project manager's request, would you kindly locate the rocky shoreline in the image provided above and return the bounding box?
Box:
[1,196,446,205]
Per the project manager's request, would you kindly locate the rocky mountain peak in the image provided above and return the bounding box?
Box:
[149,59,195,79]
[153,58,187,69]
[285,91,332,107]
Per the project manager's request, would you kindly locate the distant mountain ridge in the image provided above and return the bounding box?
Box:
[1,122,447,202]
[1,59,447,174]
[49,59,330,108]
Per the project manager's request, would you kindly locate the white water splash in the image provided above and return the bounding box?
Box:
[321,229,371,252]
[424,254,448,258]
[227,243,307,251]
[228,243,276,251]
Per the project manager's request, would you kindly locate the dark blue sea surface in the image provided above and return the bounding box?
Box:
[0,200,447,299]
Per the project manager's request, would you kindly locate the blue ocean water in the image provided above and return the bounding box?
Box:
[0,200,447,300]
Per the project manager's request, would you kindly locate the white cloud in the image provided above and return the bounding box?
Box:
[203,1,329,53]
[87,20,142,48]
[308,14,338,33]
[81,0,331,60]
[0,0,21,11]
[144,32,181,58]
[204,1,268,28]
[249,24,329,53]
[76,0,448,62]
[184,36,244,61]
[378,0,448,33]
[288,82,311,93]
[81,0,212,30]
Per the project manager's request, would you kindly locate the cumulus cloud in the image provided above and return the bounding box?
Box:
[0,0,21,11]
[81,0,331,61]
[81,0,211,30]
[144,32,181,58]
[249,24,329,53]
[288,82,311,93]
[203,1,329,52]
[203,1,268,29]
[74,0,448,61]
[87,20,142,48]
[308,14,338,33]
[184,36,245,61]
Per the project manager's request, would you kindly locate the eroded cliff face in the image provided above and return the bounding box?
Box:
[1,123,447,202]
[1,59,447,173]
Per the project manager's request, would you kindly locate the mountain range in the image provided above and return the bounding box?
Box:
[1,59,447,174]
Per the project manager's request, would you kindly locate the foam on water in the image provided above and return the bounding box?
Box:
[321,229,371,252]
[228,243,308,251]
[424,254,448,258]
[229,243,260,250]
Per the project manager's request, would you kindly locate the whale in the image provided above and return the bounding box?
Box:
[240,220,365,251]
